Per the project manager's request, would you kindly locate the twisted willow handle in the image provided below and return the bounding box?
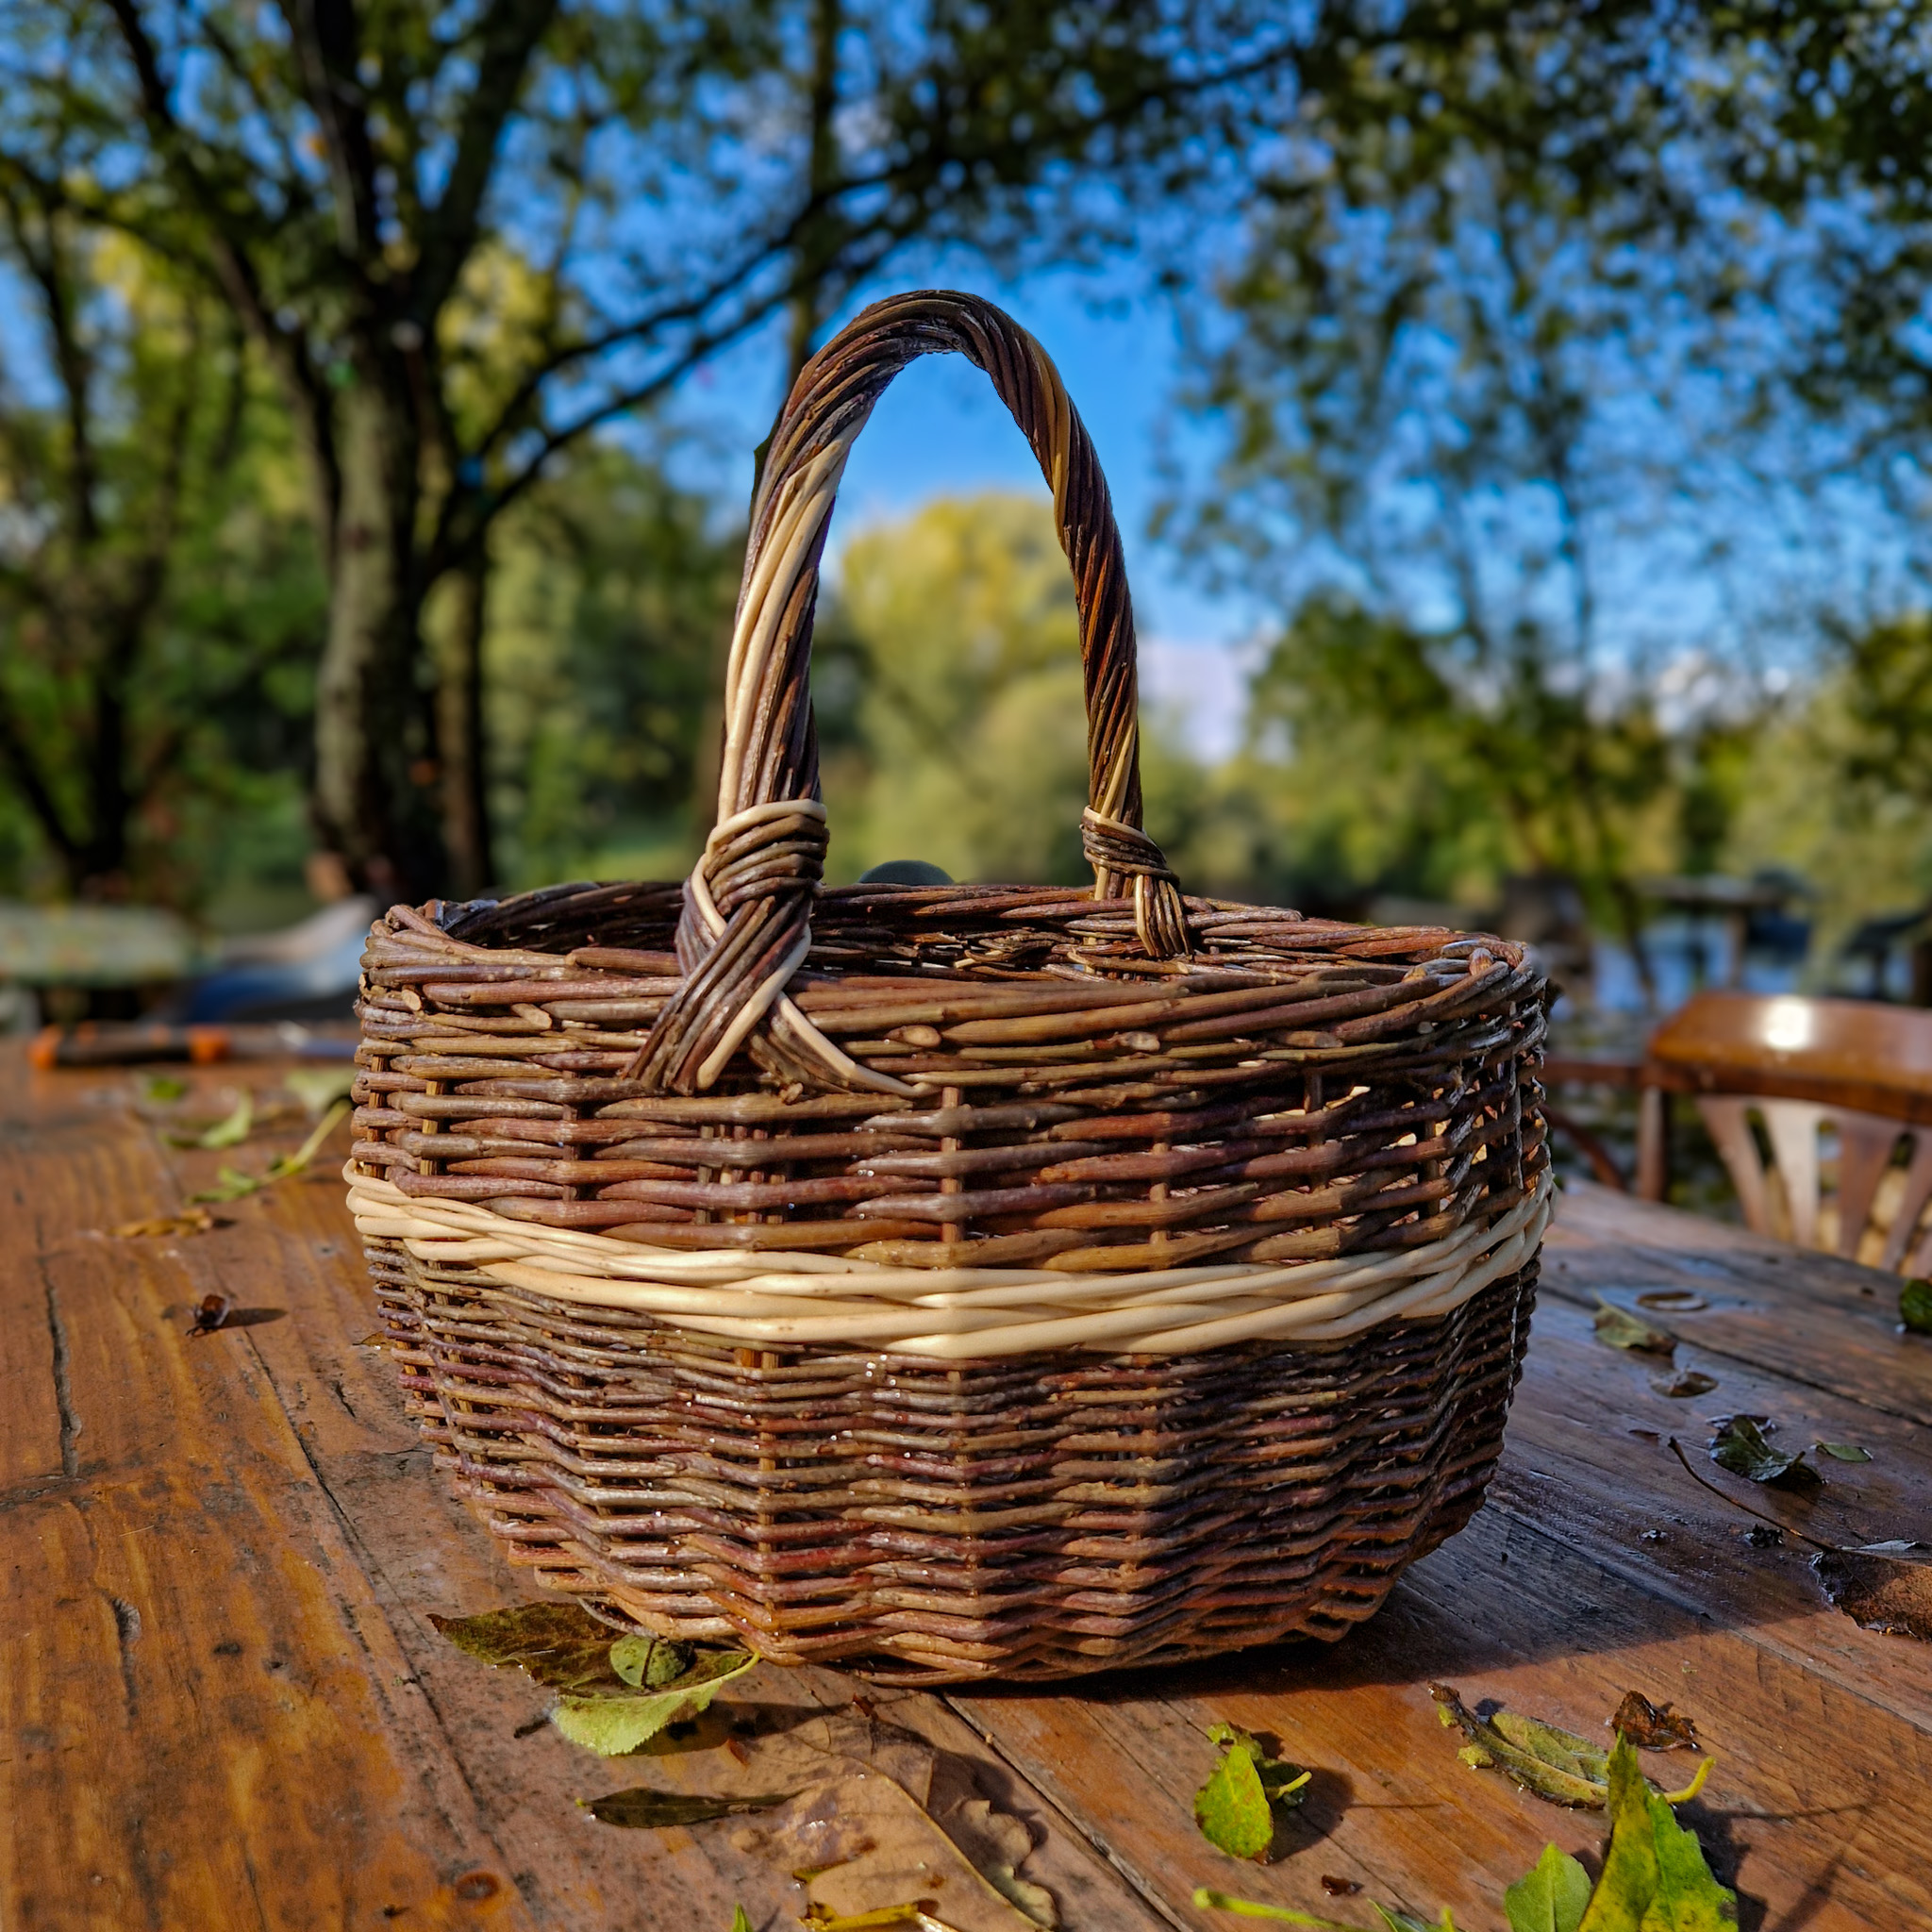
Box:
[633,290,1189,1095]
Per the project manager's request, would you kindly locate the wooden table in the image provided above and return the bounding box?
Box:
[6,1047,1929,1931]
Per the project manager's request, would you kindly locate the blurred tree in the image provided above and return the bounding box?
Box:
[1167,3,1787,974]
[815,492,1208,888]
[3,0,1302,901]
[480,441,740,887]
[0,168,323,905]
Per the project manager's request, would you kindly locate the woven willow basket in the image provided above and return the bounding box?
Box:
[349,291,1551,1684]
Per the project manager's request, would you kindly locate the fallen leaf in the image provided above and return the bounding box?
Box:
[1901,1278,1932,1335]
[1649,1369,1717,1399]
[111,1208,219,1239]
[1432,1686,1607,1807]
[1191,1892,1453,1931]
[1193,1722,1309,1859]
[551,1649,758,1755]
[609,1632,693,1688]
[1607,1692,1699,1751]
[1576,1734,1735,1931]
[1504,1843,1591,1932]
[1593,1300,1674,1355]
[187,1099,349,1202]
[582,1787,794,1827]
[756,1774,1037,1930]
[1708,1416,1818,1489]
[942,1794,1057,1926]
[1191,1891,1376,1928]
[285,1066,358,1115]
[801,1906,967,1932]
[1813,1441,1872,1463]
[430,1602,634,1694]
[1812,1544,1932,1641]
[1432,1689,1712,1810]
[175,1091,254,1149]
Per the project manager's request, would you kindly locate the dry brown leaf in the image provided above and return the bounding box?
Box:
[736,1773,1048,1932]
[1607,1691,1699,1751]
[111,1208,219,1239]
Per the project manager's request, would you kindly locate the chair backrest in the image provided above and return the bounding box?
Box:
[1693,1095,1932,1271]
[1648,991,1932,1271]
[1648,991,1932,1122]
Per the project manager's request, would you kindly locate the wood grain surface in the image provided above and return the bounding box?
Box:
[3,1051,1927,1932]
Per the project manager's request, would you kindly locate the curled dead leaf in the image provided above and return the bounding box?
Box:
[1606,1690,1699,1751]
[1592,1299,1674,1355]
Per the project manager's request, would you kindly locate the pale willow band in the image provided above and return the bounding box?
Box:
[345,1163,1551,1360]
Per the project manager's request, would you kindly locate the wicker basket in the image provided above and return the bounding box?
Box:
[348,290,1550,1684]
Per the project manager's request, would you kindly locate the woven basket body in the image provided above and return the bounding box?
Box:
[350,292,1549,1683]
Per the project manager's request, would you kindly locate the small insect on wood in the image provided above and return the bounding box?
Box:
[188,1292,233,1336]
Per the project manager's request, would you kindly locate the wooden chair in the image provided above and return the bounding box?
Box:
[1637,991,1932,1271]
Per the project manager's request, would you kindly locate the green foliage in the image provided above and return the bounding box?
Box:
[550,1649,758,1756]
[0,213,324,906]
[1577,1736,1736,1930]
[820,494,1159,887]
[1191,1722,1309,1860]
[1707,1417,1818,1490]
[483,445,740,888]
[1504,1845,1591,1932]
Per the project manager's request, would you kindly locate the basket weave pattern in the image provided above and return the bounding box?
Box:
[349,291,1549,1682]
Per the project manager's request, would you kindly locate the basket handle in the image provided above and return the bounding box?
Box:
[634,290,1188,1096]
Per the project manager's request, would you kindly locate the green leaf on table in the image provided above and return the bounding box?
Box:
[1504,1843,1592,1932]
[1813,1441,1872,1463]
[1193,1723,1310,1859]
[583,1786,795,1827]
[186,1098,350,1201]
[609,1632,694,1688]
[730,1909,755,1932]
[1192,1894,1452,1932]
[1592,1299,1674,1355]
[1432,1685,1608,1807]
[199,1091,255,1148]
[1708,1416,1818,1489]
[1901,1278,1932,1335]
[167,1091,254,1148]
[1576,1735,1735,1932]
[286,1066,358,1115]
[552,1648,758,1756]
[142,1074,188,1103]
[430,1601,634,1692]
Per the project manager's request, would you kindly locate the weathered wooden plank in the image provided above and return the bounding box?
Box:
[1545,1181,1932,1424]
[0,1050,1168,1932]
[0,1064,537,1932]
[950,1504,1932,1931]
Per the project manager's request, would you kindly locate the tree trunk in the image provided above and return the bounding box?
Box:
[311,373,445,904]
[431,550,496,901]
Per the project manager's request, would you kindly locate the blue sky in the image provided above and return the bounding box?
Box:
[665,265,1267,758]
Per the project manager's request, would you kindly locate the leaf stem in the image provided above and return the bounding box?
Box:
[1664,1436,1839,1553]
